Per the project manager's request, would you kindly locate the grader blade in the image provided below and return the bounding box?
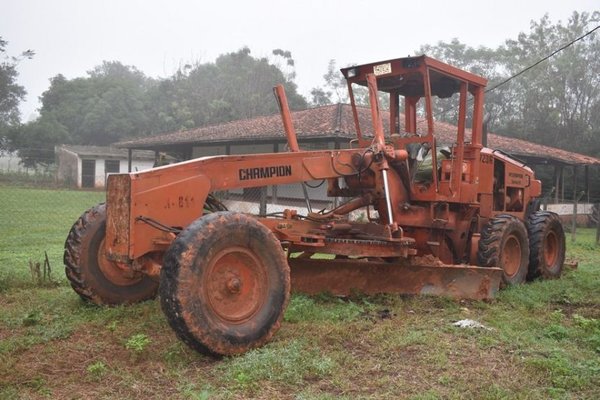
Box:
[289,259,502,300]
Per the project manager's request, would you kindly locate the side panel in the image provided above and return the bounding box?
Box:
[488,150,540,220]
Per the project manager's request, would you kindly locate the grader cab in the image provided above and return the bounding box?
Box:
[64,55,566,356]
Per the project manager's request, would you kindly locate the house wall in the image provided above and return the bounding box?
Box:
[546,203,593,216]
[546,203,595,227]
[87,158,154,188]
[127,159,155,174]
[56,148,80,186]
[57,155,153,188]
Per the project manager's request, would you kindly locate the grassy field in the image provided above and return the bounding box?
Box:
[1,185,599,399]
[0,186,105,290]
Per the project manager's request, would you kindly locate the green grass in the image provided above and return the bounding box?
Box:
[0,185,104,289]
[1,184,600,399]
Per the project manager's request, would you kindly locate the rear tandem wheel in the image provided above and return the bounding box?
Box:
[477,214,530,287]
[527,211,566,280]
[160,211,290,356]
[63,203,159,305]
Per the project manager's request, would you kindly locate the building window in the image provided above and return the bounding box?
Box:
[81,159,96,188]
[105,159,120,174]
[105,159,120,185]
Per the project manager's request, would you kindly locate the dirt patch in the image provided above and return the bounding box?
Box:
[3,324,218,399]
[553,301,600,318]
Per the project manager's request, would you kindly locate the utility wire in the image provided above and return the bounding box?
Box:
[435,23,600,117]
[485,24,600,94]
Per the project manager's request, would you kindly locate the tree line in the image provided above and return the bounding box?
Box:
[1,10,599,170]
[312,11,600,162]
[0,47,306,166]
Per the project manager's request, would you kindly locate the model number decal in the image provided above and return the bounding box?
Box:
[239,165,292,181]
[373,63,392,76]
[508,172,524,185]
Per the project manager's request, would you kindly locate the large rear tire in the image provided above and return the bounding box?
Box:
[160,212,290,356]
[64,203,159,305]
[478,214,530,287]
[527,211,565,280]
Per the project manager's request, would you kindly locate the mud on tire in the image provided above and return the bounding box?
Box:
[64,203,158,305]
[160,211,290,356]
[477,214,530,287]
[527,211,565,280]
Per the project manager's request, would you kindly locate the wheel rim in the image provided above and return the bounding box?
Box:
[97,239,143,286]
[502,234,522,277]
[205,246,268,324]
[544,231,558,267]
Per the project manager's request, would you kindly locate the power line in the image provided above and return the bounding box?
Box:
[434,23,600,117]
[485,24,600,94]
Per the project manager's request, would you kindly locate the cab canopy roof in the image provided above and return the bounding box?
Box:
[340,55,488,98]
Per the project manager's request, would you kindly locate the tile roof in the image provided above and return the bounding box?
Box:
[57,145,156,160]
[116,104,600,166]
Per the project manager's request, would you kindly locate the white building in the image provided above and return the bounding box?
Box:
[55,145,155,188]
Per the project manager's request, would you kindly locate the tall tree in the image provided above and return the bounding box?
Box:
[11,61,151,165]
[0,36,33,148]
[419,39,509,133]
[310,59,389,108]
[12,48,308,165]
[40,61,151,145]
[500,11,600,155]
[147,47,307,130]
[309,59,349,106]
[416,11,600,157]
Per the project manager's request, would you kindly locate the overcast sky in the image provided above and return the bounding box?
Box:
[2,0,598,120]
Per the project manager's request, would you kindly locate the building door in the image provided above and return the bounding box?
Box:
[81,159,96,188]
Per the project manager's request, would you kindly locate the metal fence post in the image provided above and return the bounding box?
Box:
[259,186,267,216]
[596,205,600,246]
[571,191,585,243]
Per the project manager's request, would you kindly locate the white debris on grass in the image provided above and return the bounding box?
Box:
[452,319,493,331]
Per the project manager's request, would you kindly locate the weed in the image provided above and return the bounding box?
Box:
[544,324,570,340]
[0,387,19,399]
[587,333,600,353]
[87,360,108,379]
[479,384,512,400]
[409,389,440,400]
[22,310,42,326]
[550,309,564,322]
[179,383,214,400]
[125,333,151,354]
[573,314,599,330]
[295,393,351,400]
[106,320,118,332]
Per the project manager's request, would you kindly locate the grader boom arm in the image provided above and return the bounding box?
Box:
[106,148,360,263]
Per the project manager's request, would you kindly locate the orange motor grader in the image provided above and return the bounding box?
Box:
[64,55,566,356]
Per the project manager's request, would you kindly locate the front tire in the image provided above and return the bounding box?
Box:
[527,211,565,280]
[64,203,159,305]
[160,212,290,356]
[478,215,530,287]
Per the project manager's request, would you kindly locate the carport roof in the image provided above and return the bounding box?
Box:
[115,104,600,167]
